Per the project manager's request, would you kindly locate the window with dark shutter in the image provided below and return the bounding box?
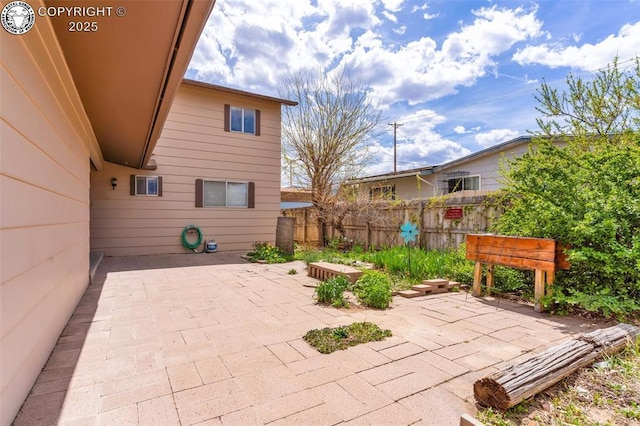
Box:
[195,179,203,207]
[130,175,162,196]
[224,104,230,132]
[225,104,260,135]
[248,181,255,208]
[195,179,255,208]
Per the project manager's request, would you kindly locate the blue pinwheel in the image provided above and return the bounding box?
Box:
[400,221,419,244]
[400,221,419,275]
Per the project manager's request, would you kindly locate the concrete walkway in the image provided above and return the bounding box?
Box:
[14,253,603,425]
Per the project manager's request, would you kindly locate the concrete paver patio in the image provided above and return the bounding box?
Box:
[14,253,605,425]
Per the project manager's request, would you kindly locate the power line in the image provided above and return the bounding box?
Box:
[388,122,403,172]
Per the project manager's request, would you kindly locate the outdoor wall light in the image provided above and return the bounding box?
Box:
[111,177,118,190]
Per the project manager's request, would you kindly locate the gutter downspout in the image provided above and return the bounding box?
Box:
[416,174,436,198]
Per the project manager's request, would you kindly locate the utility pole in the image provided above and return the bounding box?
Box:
[388,122,403,173]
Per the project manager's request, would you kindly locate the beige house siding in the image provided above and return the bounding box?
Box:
[0,12,101,424]
[90,84,284,255]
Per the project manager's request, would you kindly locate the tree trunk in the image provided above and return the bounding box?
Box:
[275,216,295,255]
[474,323,640,411]
[317,219,325,247]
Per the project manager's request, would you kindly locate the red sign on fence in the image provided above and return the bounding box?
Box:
[444,207,463,219]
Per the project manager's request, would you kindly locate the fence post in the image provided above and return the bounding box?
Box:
[299,209,305,243]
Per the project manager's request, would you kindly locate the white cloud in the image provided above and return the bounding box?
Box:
[190,2,543,106]
[410,2,439,19]
[513,21,640,70]
[189,0,382,92]
[364,108,472,174]
[453,125,467,134]
[380,0,404,13]
[474,129,519,148]
[393,25,407,35]
[338,5,544,106]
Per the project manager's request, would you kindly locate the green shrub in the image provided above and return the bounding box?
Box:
[493,266,530,295]
[543,286,640,318]
[315,275,350,308]
[491,60,640,317]
[442,244,475,285]
[246,242,293,264]
[352,271,392,309]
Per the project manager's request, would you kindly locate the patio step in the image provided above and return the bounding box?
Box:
[307,262,363,284]
[422,278,449,294]
[397,290,424,298]
[410,284,433,293]
[398,279,463,299]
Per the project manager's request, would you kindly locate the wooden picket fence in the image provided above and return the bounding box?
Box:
[281,193,503,250]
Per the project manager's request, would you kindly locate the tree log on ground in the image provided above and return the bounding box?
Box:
[474,323,640,411]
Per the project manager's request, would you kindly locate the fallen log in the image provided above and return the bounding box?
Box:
[474,323,640,411]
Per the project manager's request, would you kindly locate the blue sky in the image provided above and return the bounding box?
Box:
[186,0,640,177]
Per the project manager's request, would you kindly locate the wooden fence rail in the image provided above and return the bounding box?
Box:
[281,194,503,251]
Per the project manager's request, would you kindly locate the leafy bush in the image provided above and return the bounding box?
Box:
[495,140,640,316]
[246,242,293,264]
[442,244,475,285]
[352,271,392,309]
[315,275,350,308]
[543,286,640,318]
[492,58,640,317]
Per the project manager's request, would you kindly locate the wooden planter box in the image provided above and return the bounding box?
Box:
[466,234,570,312]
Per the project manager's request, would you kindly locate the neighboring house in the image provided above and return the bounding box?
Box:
[90,80,296,256]
[0,1,279,422]
[281,187,313,209]
[346,136,537,200]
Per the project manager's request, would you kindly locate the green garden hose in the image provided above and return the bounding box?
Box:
[181,224,203,251]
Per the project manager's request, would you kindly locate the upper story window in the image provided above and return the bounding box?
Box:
[447,175,480,193]
[130,175,162,196]
[231,107,255,134]
[224,104,261,135]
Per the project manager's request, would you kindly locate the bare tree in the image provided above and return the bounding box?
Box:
[279,67,382,245]
[324,185,400,249]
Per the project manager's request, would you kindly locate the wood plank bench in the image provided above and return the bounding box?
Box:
[466,234,570,312]
[307,262,363,284]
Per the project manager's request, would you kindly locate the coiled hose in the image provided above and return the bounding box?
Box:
[181,224,203,251]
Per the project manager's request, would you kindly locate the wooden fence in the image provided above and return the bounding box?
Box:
[281,193,503,250]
